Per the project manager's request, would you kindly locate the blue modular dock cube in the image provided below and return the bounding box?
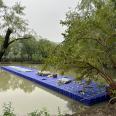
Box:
[1,66,110,106]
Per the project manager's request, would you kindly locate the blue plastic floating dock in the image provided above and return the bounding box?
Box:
[1,66,109,105]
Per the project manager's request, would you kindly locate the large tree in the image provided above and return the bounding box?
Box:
[49,0,116,96]
[0,1,30,61]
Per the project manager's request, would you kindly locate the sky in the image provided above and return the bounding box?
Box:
[4,0,77,42]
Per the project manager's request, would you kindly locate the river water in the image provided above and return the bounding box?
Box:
[0,64,88,115]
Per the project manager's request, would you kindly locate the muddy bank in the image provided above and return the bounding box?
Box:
[65,104,116,116]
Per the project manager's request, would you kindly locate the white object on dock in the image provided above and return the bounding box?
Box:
[8,66,32,72]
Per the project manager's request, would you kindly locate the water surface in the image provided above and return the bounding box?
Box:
[0,64,87,115]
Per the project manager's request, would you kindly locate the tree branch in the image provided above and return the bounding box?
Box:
[8,36,31,45]
[86,62,114,84]
[3,28,13,48]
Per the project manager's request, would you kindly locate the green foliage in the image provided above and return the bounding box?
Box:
[28,108,50,116]
[0,0,56,62]
[3,36,57,63]
[0,1,28,36]
[1,103,64,116]
[0,36,3,45]
[12,2,25,15]
[57,107,63,116]
[0,0,30,61]
[111,89,116,97]
[0,0,3,7]
[2,103,16,116]
[48,0,116,85]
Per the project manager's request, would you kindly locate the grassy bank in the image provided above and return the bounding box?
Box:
[1,103,116,116]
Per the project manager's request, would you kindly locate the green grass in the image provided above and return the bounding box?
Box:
[2,103,64,116]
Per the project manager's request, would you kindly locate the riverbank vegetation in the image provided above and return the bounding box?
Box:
[1,37,57,63]
[0,0,57,63]
[0,0,116,115]
[46,0,116,98]
[0,0,116,100]
[1,103,116,116]
[2,103,63,116]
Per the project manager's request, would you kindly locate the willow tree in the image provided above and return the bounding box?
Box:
[48,0,116,95]
[0,1,31,61]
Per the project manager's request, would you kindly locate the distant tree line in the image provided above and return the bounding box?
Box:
[0,35,57,63]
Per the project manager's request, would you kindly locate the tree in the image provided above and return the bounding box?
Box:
[49,0,116,96]
[37,39,57,63]
[20,37,38,61]
[0,1,30,61]
[4,36,57,63]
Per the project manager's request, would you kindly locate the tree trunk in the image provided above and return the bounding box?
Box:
[0,28,13,61]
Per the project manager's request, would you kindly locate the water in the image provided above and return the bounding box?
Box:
[0,64,87,115]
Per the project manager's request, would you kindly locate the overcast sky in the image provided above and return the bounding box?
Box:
[4,0,77,42]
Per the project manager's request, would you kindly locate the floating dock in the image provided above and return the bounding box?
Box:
[1,66,109,105]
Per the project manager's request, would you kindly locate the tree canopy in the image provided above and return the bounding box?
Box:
[3,36,57,63]
[0,1,28,37]
[0,0,31,61]
[48,0,116,88]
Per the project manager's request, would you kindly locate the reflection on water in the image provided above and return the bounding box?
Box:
[0,64,87,115]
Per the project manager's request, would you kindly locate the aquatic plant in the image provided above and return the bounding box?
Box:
[28,108,50,116]
[2,103,16,116]
[1,103,64,116]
